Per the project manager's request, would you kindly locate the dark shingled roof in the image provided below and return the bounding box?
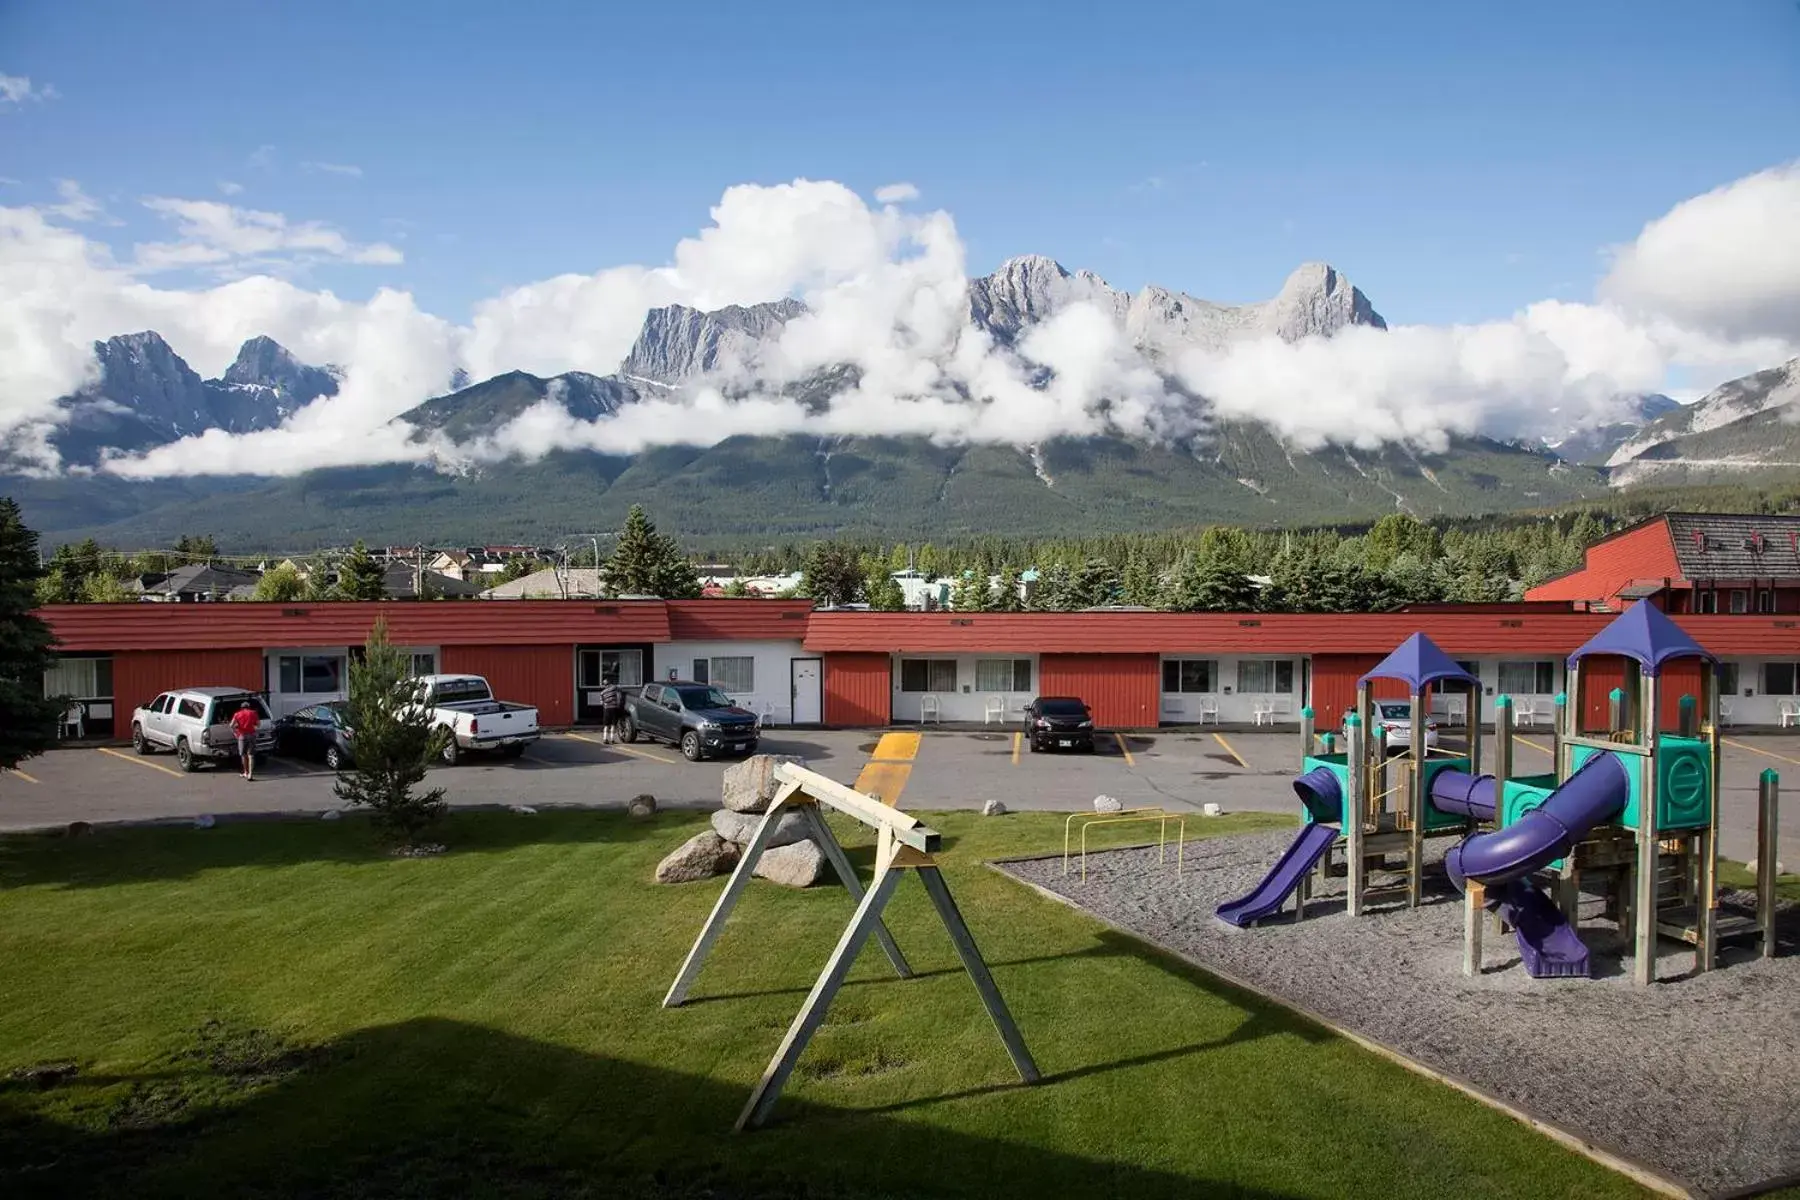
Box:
[1666,513,1800,581]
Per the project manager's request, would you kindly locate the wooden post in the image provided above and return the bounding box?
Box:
[798,803,913,979]
[1633,672,1660,986]
[1759,769,1779,960]
[1346,707,1367,918]
[1463,880,1486,976]
[915,865,1040,1085]
[1408,689,1426,908]
[1300,705,1315,759]
[1696,667,1718,974]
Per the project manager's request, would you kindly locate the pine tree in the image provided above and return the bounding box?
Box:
[253,564,307,602]
[1030,563,1074,611]
[338,541,388,601]
[604,506,700,598]
[1068,557,1121,609]
[993,566,1025,612]
[800,541,867,607]
[949,569,992,612]
[0,499,66,769]
[1168,555,1258,611]
[335,618,447,846]
[865,570,906,611]
[722,578,752,599]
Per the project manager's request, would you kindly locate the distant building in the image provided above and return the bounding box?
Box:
[1528,512,1800,614]
[481,567,608,600]
[136,563,263,602]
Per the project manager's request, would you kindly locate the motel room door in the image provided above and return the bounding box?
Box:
[790,658,822,725]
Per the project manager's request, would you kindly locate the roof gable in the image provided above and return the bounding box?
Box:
[1666,512,1800,580]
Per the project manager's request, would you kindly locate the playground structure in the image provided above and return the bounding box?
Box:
[664,760,1038,1130]
[1218,602,1782,984]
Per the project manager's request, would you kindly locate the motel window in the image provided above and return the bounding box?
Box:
[43,656,113,700]
[1238,660,1294,694]
[579,649,643,689]
[692,656,755,694]
[974,659,1032,692]
[1162,659,1217,693]
[1762,663,1797,696]
[1696,591,1718,614]
[1758,591,1775,614]
[278,655,345,695]
[899,659,958,693]
[1730,589,1749,614]
[1497,660,1556,696]
[1718,662,1741,695]
[409,653,437,678]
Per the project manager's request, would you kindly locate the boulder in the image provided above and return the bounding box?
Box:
[655,831,741,884]
[1093,795,1123,813]
[627,794,657,819]
[321,809,343,821]
[711,808,811,848]
[193,814,216,829]
[753,838,826,888]
[981,799,1008,817]
[1201,802,1224,817]
[720,754,807,814]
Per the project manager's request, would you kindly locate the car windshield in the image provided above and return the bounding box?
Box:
[1038,700,1088,716]
[678,686,735,710]
[323,702,348,726]
[1378,703,1412,721]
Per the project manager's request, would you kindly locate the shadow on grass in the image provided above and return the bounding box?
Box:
[0,808,702,892]
[0,1017,1313,1200]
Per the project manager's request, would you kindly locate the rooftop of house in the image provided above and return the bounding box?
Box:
[1664,513,1800,581]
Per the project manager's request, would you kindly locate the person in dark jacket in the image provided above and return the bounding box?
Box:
[598,675,622,743]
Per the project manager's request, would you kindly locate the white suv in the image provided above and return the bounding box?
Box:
[132,688,275,772]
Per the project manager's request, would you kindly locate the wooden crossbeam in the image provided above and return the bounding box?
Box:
[773,761,941,853]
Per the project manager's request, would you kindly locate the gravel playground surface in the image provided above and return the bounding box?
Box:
[998,829,1800,1198]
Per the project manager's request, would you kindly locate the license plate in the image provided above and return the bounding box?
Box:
[1058,739,1072,747]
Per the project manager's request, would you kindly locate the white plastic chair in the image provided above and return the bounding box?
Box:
[983,695,1005,724]
[1513,699,1545,728]
[1252,699,1275,726]
[1197,696,1220,726]
[1780,700,1800,729]
[1718,698,1735,728]
[919,694,941,725]
[59,702,85,740]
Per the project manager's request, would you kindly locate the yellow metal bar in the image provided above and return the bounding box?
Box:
[1063,807,1171,875]
[1076,812,1186,882]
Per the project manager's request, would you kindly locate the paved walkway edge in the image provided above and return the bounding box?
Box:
[983,854,1699,1200]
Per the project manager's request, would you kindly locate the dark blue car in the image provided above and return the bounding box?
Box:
[275,701,355,770]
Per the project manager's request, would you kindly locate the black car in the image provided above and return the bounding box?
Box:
[276,702,355,770]
[1024,696,1096,752]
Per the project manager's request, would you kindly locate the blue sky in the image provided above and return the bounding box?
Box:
[3,0,1798,327]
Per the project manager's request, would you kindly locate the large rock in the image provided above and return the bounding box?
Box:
[1093,794,1124,813]
[711,807,811,848]
[753,838,827,888]
[627,793,657,819]
[655,831,740,884]
[720,754,807,814]
[982,799,1008,817]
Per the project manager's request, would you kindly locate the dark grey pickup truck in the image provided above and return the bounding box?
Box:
[622,680,760,762]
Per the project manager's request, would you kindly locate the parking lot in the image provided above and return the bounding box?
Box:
[3,725,1795,866]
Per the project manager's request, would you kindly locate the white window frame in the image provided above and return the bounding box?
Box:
[1497,660,1556,696]
[1162,659,1218,694]
[900,658,958,693]
[974,658,1032,692]
[703,656,755,695]
[1237,659,1294,695]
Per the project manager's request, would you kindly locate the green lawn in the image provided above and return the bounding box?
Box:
[0,809,1650,1199]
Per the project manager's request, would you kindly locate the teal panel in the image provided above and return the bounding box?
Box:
[1420,756,1474,831]
[1301,755,1352,824]
[1572,744,1645,827]
[1500,777,1564,870]
[1654,734,1712,832]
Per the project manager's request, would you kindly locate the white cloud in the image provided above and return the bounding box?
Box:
[247,145,277,172]
[133,197,404,275]
[3,164,1798,483]
[0,73,55,106]
[217,180,244,196]
[45,179,112,223]
[301,161,364,178]
[1600,161,1800,346]
[873,182,919,204]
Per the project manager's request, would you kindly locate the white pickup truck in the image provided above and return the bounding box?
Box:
[409,673,540,765]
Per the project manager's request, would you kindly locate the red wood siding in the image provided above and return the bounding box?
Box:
[824,653,890,727]
[666,599,813,641]
[1309,655,1411,725]
[113,649,266,734]
[41,600,672,653]
[1527,519,1680,606]
[1040,653,1159,729]
[440,645,574,728]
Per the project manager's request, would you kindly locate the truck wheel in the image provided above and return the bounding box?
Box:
[680,731,703,762]
[132,723,151,755]
[441,738,461,766]
[175,738,196,772]
[621,717,639,744]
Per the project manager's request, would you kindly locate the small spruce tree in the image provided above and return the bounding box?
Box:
[335,618,447,846]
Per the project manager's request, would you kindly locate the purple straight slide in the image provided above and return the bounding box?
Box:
[1216,821,1340,927]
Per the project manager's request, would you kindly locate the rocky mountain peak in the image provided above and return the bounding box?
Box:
[618,298,808,386]
[1267,262,1387,339]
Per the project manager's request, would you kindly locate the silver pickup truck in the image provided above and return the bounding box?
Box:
[622,680,760,762]
[407,673,540,765]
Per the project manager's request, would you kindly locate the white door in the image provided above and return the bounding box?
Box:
[791,658,823,725]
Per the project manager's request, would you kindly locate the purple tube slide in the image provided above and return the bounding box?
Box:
[1444,751,1630,891]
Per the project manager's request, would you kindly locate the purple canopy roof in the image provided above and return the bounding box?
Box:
[1566,600,1715,675]
[1359,632,1479,692]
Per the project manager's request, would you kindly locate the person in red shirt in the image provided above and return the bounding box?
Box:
[230,700,262,781]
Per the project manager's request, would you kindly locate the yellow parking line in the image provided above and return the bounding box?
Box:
[1724,737,1800,768]
[855,731,922,807]
[1113,732,1136,767]
[867,731,922,762]
[1211,732,1248,769]
[96,746,184,778]
[563,731,602,745]
[3,767,38,784]
[1011,731,1022,765]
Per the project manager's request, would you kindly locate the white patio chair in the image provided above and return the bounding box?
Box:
[1251,699,1275,726]
[1780,700,1800,729]
[59,702,85,740]
[983,695,1005,724]
[1718,698,1734,728]
[1196,696,1220,726]
[919,694,941,725]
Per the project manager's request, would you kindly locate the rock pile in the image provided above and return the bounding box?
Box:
[654,755,826,888]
